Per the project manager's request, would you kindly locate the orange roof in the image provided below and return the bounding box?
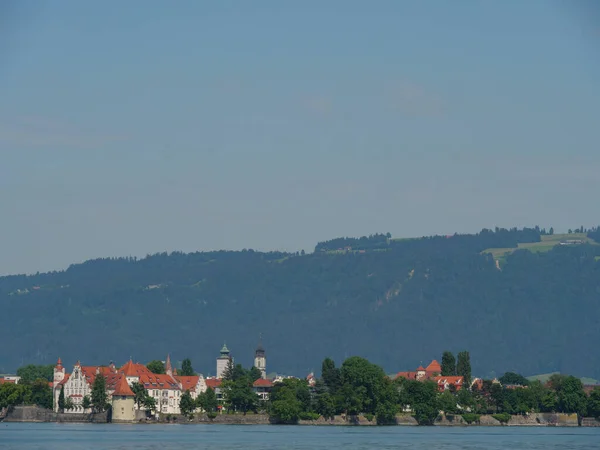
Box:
[417,366,425,371]
[426,360,441,374]
[0,378,16,385]
[176,376,200,392]
[112,375,135,396]
[120,360,152,377]
[139,373,180,391]
[433,376,464,385]
[253,378,273,387]
[206,378,222,389]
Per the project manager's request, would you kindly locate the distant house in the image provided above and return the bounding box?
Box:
[394,359,442,382]
[253,378,273,401]
[432,376,464,392]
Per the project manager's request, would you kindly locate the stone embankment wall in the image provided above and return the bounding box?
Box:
[436,412,579,427]
[581,418,600,427]
[4,405,107,423]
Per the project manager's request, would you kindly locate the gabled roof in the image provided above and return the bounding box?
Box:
[139,373,180,391]
[433,376,464,385]
[417,366,425,371]
[425,360,441,374]
[176,375,200,392]
[120,360,152,377]
[112,374,135,397]
[253,378,273,388]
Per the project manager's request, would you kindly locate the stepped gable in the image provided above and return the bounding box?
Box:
[113,374,135,397]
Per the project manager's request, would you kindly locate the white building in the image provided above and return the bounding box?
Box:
[253,339,267,379]
[216,344,232,379]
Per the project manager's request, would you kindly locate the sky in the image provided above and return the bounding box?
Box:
[1,0,599,275]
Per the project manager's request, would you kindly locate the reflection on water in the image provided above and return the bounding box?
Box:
[0,423,599,450]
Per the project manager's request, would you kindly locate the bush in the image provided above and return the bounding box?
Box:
[492,413,511,425]
[462,413,480,424]
[207,412,218,420]
[298,411,320,421]
[364,413,374,422]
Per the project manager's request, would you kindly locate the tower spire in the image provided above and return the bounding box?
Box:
[166,354,173,375]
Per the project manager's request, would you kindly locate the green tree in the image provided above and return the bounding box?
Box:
[456,351,472,386]
[58,385,65,411]
[146,360,165,374]
[441,351,456,376]
[587,388,600,419]
[65,396,75,410]
[143,394,156,412]
[499,372,529,386]
[16,364,54,384]
[29,378,52,409]
[438,390,457,414]
[556,376,587,416]
[179,390,196,417]
[130,382,148,408]
[197,387,218,412]
[81,395,91,410]
[222,368,258,414]
[339,356,387,415]
[222,359,235,381]
[269,378,306,423]
[180,358,195,376]
[457,387,474,410]
[249,366,262,382]
[321,358,341,394]
[91,374,108,412]
[316,391,336,419]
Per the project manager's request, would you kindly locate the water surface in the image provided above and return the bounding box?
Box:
[1,423,599,449]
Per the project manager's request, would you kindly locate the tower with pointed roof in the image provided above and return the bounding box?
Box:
[52,357,66,412]
[165,354,173,376]
[253,335,267,379]
[216,343,232,379]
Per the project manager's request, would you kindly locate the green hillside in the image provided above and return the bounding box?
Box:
[483,233,598,264]
[1,226,600,379]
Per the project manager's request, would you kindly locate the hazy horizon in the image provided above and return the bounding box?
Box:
[2,0,599,275]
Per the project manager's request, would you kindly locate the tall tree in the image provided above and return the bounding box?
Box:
[16,364,54,384]
[130,382,148,408]
[180,358,195,376]
[222,359,235,381]
[179,390,196,417]
[321,358,341,394]
[58,385,65,411]
[81,396,90,410]
[456,351,472,386]
[441,351,456,376]
[146,360,165,374]
[197,387,218,413]
[91,375,108,412]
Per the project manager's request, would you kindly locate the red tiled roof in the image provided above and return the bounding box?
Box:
[433,376,464,386]
[417,366,425,371]
[176,376,200,392]
[139,373,180,391]
[253,378,273,387]
[0,378,16,385]
[120,360,152,377]
[113,374,135,396]
[426,360,441,374]
[206,378,222,389]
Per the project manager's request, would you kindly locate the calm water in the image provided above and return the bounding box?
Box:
[1,423,599,449]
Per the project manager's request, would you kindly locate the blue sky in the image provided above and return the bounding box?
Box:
[1,0,599,275]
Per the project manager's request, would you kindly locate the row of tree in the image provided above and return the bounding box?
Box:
[268,355,600,425]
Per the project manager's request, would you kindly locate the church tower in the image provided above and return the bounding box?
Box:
[52,357,66,412]
[253,336,266,379]
[216,343,231,379]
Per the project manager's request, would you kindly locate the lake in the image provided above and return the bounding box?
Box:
[1,423,599,449]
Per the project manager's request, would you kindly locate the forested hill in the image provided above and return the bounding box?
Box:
[1,227,600,379]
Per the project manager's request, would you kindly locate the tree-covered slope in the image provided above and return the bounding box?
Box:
[1,228,600,379]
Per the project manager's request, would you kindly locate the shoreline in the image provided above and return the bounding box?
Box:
[4,407,599,427]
